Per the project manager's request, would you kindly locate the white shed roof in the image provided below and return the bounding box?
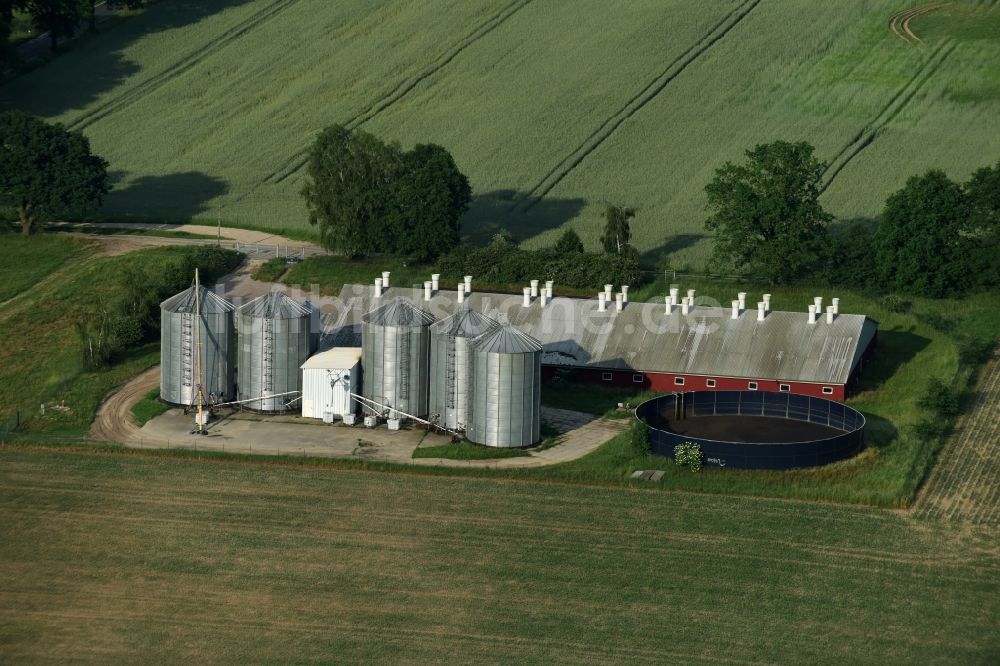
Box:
[300,347,362,370]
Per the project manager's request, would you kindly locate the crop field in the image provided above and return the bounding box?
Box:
[0,448,996,663]
[2,0,998,265]
[916,351,1000,527]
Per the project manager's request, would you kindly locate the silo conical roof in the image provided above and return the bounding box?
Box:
[430,307,500,337]
[160,284,234,314]
[237,290,310,319]
[363,297,436,327]
[472,325,543,354]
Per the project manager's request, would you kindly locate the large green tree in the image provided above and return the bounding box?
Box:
[302,125,403,258]
[965,161,1000,288]
[24,0,80,50]
[389,143,471,262]
[0,111,109,235]
[874,170,971,297]
[600,205,634,254]
[704,140,831,283]
[554,228,584,254]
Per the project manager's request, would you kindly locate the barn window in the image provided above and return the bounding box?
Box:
[632,374,644,384]
[748,381,758,390]
[779,384,790,392]
[822,386,834,395]
[706,379,716,388]
[601,372,613,382]
[674,377,685,386]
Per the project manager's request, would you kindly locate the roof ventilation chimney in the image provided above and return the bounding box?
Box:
[757,302,766,321]
[687,289,696,302]
[423,281,432,302]
[374,277,383,298]
[831,297,840,315]
[522,287,531,308]
[431,273,440,291]
[621,285,629,304]
[381,271,390,289]
[808,304,817,324]
[615,293,624,312]
[604,284,614,300]
[545,280,554,299]
[731,300,740,319]
[826,305,835,324]
[682,298,691,316]
[665,295,673,314]
[737,292,747,309]
[814,296,823,312]
[457,283,465,304]
[598,292,607,312]
[763,293,771,311]
[541,289,548,308]
[530,279,539,297]
[464,275,472,295]
[669,287,679,306]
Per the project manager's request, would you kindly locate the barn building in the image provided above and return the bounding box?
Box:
[324,282,877,402]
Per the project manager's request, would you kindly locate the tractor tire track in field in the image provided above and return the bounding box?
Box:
[262,0,534,186]
[510,0,760,214]
[914,347,1000,527]
[66,0,301,132]
[888,3,950,44]
[819,38,955,194]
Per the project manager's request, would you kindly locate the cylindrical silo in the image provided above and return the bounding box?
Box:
[236,291,312,412]
[160,285,235,406]
[429,308,500,431]
[361,298,435,419]
[468,326,542,448]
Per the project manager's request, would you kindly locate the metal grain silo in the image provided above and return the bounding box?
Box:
[160,285,235,406]
[468,326,542,448]
[236,291,312,412]
[429,308,500,431]
[361,298,435,419]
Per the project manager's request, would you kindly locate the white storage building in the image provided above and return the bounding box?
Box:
[300,347,362,420]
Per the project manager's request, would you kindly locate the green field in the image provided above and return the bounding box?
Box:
[2,0,997,266]
[0,446,996,663]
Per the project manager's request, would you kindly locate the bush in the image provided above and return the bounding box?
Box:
[917,378,960,418]
[673,442,703,472]
[879,294,910,314]
[629,420,650,455]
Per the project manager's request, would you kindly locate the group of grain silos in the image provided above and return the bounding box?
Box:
[361,298,542,448]
[160,285,313,413]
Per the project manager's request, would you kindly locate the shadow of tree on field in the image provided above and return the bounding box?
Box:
[641,233,708,269]
[0,0,257,118]
[102,171,229,220]
[855,326,931,393]
[461,189,587,246]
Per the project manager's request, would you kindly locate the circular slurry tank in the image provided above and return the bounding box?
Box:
[361,297,436,419]
[635,391,865,469]
[236,291,312,412]
[429,307,501,431]
[467,325,542,448]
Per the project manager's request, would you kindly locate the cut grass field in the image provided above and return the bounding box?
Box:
[0,446,996,663]
[2,1,997,266]
[413,440,530,460]
[130,388,169,427]
[0,234,87,303]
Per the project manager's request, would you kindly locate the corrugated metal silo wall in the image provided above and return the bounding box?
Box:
[236,312,310,412]
[362,322,430,418]
[429,332,476,431]
[160,308,234,406]
[468,349,541,447]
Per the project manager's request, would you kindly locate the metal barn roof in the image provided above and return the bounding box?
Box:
[237,290,310,319]
[301,347,362,370]
[160,285,234,314]
[326,285,877,385]
[362,297,437,327]
[430,307,500,337]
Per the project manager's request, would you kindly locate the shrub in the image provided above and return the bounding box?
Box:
[674,442,703,472]
[917,378,960,418]
[629,420,650,455]
[879,294,909,313]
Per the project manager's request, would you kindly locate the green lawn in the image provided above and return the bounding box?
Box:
[130,388,169,427]
[0,234,87,303]
[0,446,995,663]
[413,441,530,460]
[3,1,997,266]
[250,256,288,283]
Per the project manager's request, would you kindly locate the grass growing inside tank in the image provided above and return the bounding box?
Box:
[412,441,530,460]
[131,388,170,427]
[251,257,288,283]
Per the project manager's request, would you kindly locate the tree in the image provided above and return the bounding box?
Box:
[874,170,971,297]
[301,125,403,258]
[601,205,633,254]
[25,0,81,50]
[965,161,1000,288]
[704,141,831,284]
[554,228,584,254]
[390,143,470,262]
[0,111,109,235]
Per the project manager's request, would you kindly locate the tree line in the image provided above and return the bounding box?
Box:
[1,0,143,58]
[704,140,999,297]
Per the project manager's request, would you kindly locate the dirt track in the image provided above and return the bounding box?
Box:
[888,3,949,44]
[89,367,159,444]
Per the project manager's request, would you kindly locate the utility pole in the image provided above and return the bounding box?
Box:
[194,268,207,435]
